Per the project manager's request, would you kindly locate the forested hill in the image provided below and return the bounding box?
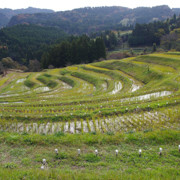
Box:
[7,5,178,34]
[0,13,9,28]
[0,7,54,28]
[0,24,67,64]
[172,8,180,15]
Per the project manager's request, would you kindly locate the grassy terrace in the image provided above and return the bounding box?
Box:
[0,52,180,179]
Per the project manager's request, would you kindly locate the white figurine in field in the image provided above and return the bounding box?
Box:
[42,158,46,165]
[115,149,118,156]
[55,148,58,155]
[95,149,98,156]
[139,149,142,157]
[77,149,81,155]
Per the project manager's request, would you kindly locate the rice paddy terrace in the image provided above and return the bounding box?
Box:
[0,52,180,134]
[0,52,180,179]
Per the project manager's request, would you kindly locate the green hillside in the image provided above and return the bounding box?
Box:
[0,24,68,63]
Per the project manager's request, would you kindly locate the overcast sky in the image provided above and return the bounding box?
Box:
[1,0,180,11]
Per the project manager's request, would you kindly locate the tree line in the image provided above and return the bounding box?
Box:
[128,21,169,46]
[128,14,180,47]
[0,24,107,70]
[41,35,106,68]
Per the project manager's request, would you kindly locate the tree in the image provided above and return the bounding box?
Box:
[0,62,4,75]
[108,32,118,50]
[143,47,147,54]
[1,57,15,69]
[130,48,134,55]
[28,60,41,72]
[41,52,50,69]
[95,37,106,60]
[101,31,119,50]
[152,43,157,52]
[161,32,178,50]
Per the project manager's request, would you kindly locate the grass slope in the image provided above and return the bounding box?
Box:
[0,130,179,179]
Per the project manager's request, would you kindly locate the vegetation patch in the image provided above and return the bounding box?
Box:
[37,74,58,88]
[24,80,36,88]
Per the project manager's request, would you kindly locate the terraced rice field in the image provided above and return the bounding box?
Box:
[0,53,180,134]
[0,53,180,179]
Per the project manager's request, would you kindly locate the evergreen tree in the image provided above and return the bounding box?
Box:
[152,43,157,52]
[95,37,106,59]
[41,35,106,68]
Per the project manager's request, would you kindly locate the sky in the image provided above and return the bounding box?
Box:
[1,0,180,11]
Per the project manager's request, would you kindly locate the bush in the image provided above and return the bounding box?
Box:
[1,57,16,68]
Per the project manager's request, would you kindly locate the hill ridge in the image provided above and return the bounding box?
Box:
[3,5,179,34]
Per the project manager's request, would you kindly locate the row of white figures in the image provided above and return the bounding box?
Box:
[41,145,180,169]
